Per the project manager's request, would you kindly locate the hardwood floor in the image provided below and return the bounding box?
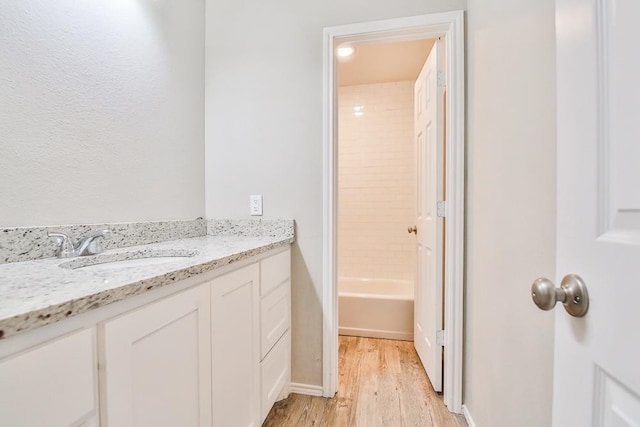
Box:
[263,336,467,427]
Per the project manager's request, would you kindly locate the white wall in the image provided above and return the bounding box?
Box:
[205,0,466,386]
[338,82,416,282]
[0,0,205,227]
[464,0,556,426]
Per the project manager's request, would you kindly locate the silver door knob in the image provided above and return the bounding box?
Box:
[531,274,589,317]
[408,226,417,234]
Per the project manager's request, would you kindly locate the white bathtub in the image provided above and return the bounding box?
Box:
[338,278,414,341]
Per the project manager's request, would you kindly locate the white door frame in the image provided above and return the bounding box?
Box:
[322,11,466,413]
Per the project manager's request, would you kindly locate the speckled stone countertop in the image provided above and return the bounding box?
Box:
[0,234,293,339]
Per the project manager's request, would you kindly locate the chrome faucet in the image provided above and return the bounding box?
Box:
[47,232,75,258]
[48,229,112,258]
[75,229,112,256]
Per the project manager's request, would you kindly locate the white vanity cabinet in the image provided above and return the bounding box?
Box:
[211,247,292,426]
[0,245,291,427]
[0,328,99,427]
[99,283,212,427]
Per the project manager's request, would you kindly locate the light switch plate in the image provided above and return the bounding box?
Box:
[250,195,263,216]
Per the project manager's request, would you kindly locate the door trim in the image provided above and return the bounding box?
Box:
[322,11,466,413]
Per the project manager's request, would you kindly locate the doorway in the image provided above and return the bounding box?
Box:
[336,38,433,346]
[337,33,446,394]
[322,11,465,414]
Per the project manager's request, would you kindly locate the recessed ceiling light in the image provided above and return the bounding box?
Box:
[337,46,354,57]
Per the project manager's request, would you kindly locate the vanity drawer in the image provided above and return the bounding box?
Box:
[260,330,290,423]
[260,280,290,359]
[260,249,290,296]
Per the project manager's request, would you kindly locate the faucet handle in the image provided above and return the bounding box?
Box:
[47,231,75,258]
[77,228,112,240]
[90,229,112,254]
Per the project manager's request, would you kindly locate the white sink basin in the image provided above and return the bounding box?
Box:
[59,249,198,272]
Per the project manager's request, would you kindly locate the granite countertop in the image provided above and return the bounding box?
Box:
[0,234,293,339]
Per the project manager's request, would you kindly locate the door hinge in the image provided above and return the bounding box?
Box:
[436,330,445,347]
[437,201,446,218]
[437,71,446,87]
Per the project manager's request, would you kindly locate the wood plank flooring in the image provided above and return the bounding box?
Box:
[263,336,467,427]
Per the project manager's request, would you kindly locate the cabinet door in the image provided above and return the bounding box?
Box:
[211,263,260,427]
[0,328,97,427]
[99,284,211,427]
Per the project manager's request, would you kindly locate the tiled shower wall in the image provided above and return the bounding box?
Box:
[338,81,416,282]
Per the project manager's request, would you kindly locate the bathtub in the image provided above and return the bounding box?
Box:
[338,278,414,341]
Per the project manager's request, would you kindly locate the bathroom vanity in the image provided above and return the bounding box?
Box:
[0,221,293,427]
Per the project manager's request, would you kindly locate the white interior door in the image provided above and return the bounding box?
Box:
[413,40,444,392]
[552,0,640,425]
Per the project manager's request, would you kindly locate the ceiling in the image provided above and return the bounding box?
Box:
[337,39,436,87]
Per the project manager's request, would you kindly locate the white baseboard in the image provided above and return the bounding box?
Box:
[462,404,477,427]
[339,327,413,341]
[290,382,324,397]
